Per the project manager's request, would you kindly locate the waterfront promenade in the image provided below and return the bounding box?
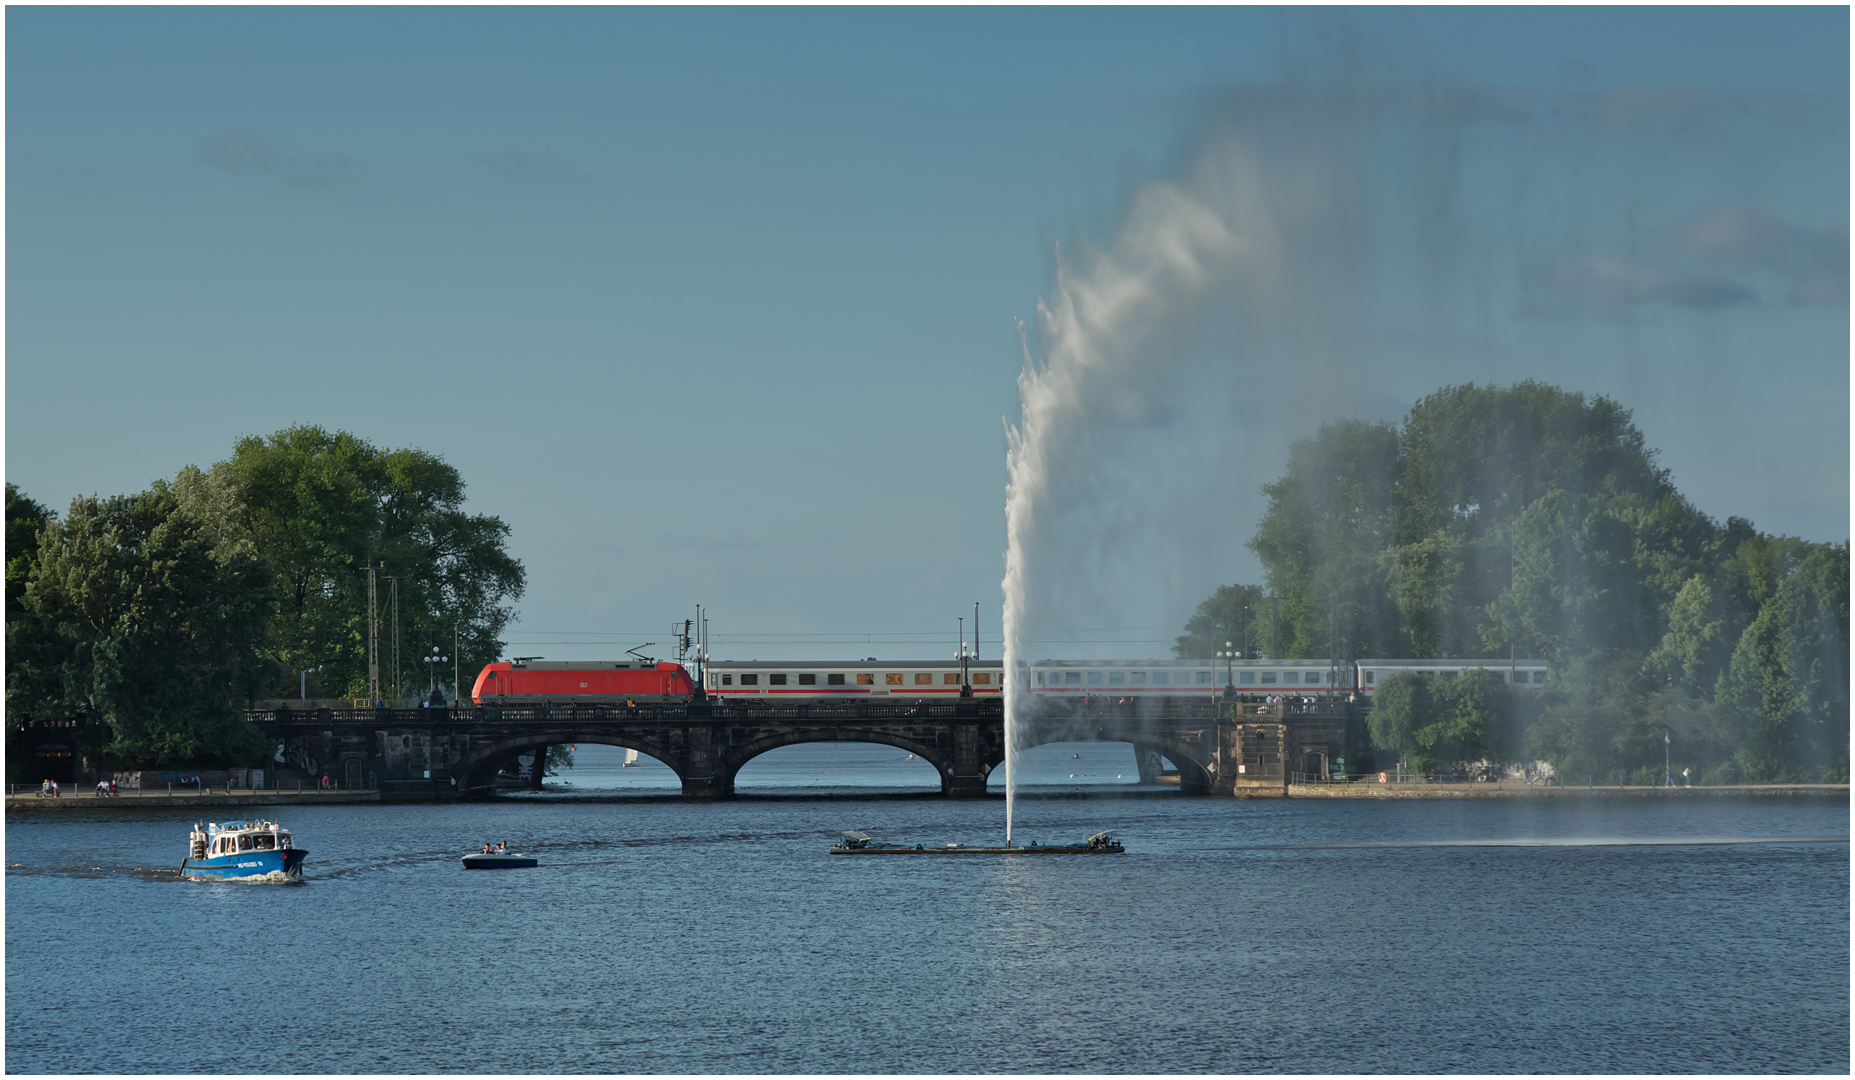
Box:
[5,786,378,811]
[7,781,1840,811]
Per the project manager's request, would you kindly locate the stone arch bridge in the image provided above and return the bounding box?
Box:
[250,698,1354,801]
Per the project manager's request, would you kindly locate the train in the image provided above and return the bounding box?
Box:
[471,660,701,705]
[469,656,1548,706]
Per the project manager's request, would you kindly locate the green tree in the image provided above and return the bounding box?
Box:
[6,484,55,621]
[8,488,275,766]
[1368,669,1517,771]
[1173,583,1269,658]
[1248,418,1403,659]
[1717,543,1850,782]
[1646,574,1734,695]
[220,425,525,700]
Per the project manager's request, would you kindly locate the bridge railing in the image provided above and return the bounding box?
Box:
[247,699,1006,726]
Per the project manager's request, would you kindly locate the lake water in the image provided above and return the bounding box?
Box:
[6,742,1848,1074]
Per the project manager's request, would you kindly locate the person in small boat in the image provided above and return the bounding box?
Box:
[481,843,493,854]
[496,841,508,852]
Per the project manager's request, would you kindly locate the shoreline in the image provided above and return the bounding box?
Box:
[6,782,1845,811]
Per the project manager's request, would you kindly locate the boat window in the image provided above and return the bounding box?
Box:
[857,673,875,685]
[278,835,291,848]
[886,673,903,685]
[973,673,990,685]
[768,674,787,686]
[238,835,253,851]
[741,674,759,686]
[914,673,933,685]
[256,834,275,850]
[798,673,816,685]
[827,674,845,685]
[943,673,960,684]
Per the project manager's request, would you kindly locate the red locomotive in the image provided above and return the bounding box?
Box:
[471,659,700,705]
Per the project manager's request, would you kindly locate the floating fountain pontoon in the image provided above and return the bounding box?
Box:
[828,830,1123,855]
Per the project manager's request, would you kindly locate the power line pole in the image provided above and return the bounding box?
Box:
[367,565,380,705]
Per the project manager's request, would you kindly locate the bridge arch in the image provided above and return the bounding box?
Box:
[451,730,683,796]
[724,730,955,796]
[1008,728,1217,794]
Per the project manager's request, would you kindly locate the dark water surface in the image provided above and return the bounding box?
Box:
[6,752,1847,1074]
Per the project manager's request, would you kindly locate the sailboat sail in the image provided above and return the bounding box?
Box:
[622,748,639,767]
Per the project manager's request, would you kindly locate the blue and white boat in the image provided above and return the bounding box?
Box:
[181,820,307,881]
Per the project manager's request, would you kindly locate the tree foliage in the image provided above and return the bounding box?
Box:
[1173,583,1271,658]
[7,487,274,766]
[1368,670,1522,771]
[217,425,525,700]
[1184,381,1847,781]
[6,426,527,767]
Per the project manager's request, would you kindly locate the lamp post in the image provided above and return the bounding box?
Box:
[956,617,973,697]
[1216,642,1239,701]
[424,644,449,701]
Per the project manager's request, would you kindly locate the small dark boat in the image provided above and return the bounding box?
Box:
[462,850,538,869]
[829,830,1123,855]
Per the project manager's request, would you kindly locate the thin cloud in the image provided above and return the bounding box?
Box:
[197,127,364,188]
[469,147,594,187]
[1672,205,1848,306]
[1540,255,1755,310]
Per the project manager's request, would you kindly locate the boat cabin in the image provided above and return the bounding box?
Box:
[200,821,294,857]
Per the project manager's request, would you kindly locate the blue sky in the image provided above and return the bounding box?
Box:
[7,7,1847,662]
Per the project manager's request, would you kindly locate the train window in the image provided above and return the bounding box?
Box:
[1086,672,1102,685]
[721,675,733,686]
[740,674,759,686]
[1261,672,1276,684]
[858,673,875,685]
[798,673,816,685]
[973,673,990,685]
[1064,672,1081,685]
[1442,670,1458,678]
[886,673,904,685]
[827,674,844,686]
[1241,672,1256,684]
[1533,670,1547,684]
[1151,672,1167,685]
[1306,672,1321,684]
[915,673,933,685]
[943,673,960,684]
[1364,670,1376,684]
[769,674,788,685]
[1196,671,1212,685]
[1108,672,1125,685]
[1130,672,1146,684]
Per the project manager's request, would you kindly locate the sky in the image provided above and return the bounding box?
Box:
[6,7,1848,664]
